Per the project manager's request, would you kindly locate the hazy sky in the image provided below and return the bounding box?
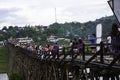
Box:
[0,0,113,28]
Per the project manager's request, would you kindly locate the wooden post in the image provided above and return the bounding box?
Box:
[100,41,104,63]
[82,43,85,61]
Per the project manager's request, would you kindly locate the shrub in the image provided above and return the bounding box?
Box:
[9,73,22,80]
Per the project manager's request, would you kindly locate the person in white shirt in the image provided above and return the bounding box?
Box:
[107,36,111,44]
[106,35,112,53]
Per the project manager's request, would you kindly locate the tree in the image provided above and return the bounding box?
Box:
[2,26,8,32]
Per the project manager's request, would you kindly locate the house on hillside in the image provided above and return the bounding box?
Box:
[47,35,58,43]
[16,37,34,44]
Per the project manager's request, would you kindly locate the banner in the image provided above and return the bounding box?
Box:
[96,23,102,51]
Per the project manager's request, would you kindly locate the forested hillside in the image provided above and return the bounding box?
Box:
[0,15,118,43]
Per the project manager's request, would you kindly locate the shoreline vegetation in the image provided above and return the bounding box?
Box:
[0,46,8,73]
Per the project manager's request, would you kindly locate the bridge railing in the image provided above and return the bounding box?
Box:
[8,41,120,76]
[7,41,114,63]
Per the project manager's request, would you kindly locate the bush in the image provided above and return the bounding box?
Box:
[9,73,22,80]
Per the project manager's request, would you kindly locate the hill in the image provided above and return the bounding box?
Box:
[0,15,118,43]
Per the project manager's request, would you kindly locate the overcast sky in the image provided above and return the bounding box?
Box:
[0,0,113,28]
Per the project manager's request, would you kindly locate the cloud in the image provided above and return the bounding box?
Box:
[0,8,18,22]
[0,8,32,27]
[0,0,113,28]
[56,2,113,23]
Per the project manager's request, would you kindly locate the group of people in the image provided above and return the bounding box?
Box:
[69,38,84,58]
[87,23,120,58]
[8,23,120,60]
[88,23,120,60]
[26,38,85,59]
[27,42,61,59]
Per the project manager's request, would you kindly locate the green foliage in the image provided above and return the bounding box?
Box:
[0,15,117,43]
[0,35,5,41]
[0,46,8,72]
[9,73,22,80]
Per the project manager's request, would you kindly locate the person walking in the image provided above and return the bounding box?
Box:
[78,38,84,58]
[110,23,120,58]
[53,43,59,59]
[109,23,120,80]
[88,34,96,53]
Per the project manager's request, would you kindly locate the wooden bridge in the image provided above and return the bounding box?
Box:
[7,42,120,80]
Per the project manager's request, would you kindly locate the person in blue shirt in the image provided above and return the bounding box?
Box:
[53,42,59,59]
[88,34,96,53]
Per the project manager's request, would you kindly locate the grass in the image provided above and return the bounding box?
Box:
[0,46,8,72]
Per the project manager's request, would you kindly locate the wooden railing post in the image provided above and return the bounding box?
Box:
[100,41,104,63]
[82,43,85,61]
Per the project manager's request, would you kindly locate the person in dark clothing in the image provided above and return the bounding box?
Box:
[73,38,78,49]
[62,44,65,56]
[109,23,120,80]
[53,42,59,59]
[69,40,73,55]
[72,38,78,58]
[78,38,84,58]
[110,23,120,57]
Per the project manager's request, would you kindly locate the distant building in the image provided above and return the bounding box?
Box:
[47,35,70,43]
[47,35,58,43]
[16,37,34,44]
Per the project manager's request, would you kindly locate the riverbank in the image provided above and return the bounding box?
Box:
[0,46,8,72]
